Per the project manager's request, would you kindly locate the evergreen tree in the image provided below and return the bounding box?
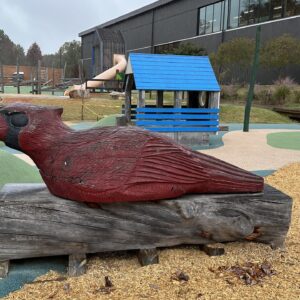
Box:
[26,42,42,66]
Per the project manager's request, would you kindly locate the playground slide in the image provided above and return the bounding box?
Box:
[64,54,127,97]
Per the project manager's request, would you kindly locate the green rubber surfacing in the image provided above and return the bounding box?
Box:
[0,150,42,189]
[267,132,300,151]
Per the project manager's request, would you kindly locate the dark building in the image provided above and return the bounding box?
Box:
[79,0,300,82]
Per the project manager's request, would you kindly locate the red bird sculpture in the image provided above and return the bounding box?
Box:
[0,103,264,203]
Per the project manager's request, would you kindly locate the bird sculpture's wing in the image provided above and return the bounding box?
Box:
[128,136,210,186]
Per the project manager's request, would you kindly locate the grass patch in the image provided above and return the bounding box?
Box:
[267,132,300,151]
[2,96,293,123]
[220,104,292,123]
[0,150,43,189]
[3,97,123,121]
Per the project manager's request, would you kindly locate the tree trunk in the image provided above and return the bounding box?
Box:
[0,183,292,263]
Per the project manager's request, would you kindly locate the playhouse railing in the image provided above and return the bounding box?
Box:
[135,107,219,132]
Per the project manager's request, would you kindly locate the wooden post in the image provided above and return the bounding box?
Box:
[157,91,164,108]
[52,63,55,96]
[138,90,146,108]
[68,254,87,277]
[31,72,35,94]
[0,260,9,278]
[37,60,42,94]
[16,58,20,94]
[124,75,133,123]
[174,91,182,108]
[209,92,220,108]
[0,63,4,93]
[174,91,182,142]
[138,249,159,266]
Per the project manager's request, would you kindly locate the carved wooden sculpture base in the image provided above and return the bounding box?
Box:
[0,184,292,277]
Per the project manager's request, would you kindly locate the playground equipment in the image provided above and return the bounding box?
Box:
[124,53,221,147]
[0,103,292,277]
[0,62,64,95]
[64,54,127,98]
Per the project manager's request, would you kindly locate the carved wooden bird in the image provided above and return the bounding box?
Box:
[0,103,264,203]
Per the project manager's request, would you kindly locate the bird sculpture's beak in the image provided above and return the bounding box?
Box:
[0,111,8,141]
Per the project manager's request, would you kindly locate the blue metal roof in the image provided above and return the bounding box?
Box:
[128,53,221,92]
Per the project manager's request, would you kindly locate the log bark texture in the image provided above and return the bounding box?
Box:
[0,183,292,261]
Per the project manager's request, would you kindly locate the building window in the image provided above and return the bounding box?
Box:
[286,0,300,16]
[198,1,228,35]
[213,1,223,32]
[206,5,214,33]
[198,0,299,37]
[271,0,283,19]
[259,0,271,22]
[199,7,206,34]
[223,0,229,28]
[249,0,260,24]
[239,0,250,26]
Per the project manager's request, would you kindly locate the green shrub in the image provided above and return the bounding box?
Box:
[293,90,300,103]
[221,85,238,101]
[273,77,296,86]
[273,85,291,105]
[254,88,272,104]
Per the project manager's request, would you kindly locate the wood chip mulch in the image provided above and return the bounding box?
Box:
[3,163,300,300]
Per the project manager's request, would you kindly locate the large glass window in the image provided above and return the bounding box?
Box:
[271,0,283,19]
[213,2,223,32]
[197,0,299,37]
[248,0,260,24]
[223,0,229,29]
[199,8,206,34]
[229,0,240,28]
[205,5,214,33]
[296,0,300,14]
[240,0,250,26]
[286,0,300,16]
[260,0,271,21]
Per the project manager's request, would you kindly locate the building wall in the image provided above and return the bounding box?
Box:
[81,0,300,82]
[108,11,154,52]
[81,32,96,78]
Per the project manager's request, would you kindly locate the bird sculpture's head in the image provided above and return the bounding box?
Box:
[0,103,65,153]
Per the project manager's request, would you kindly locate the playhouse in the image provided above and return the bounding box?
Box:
[124,53,221,147]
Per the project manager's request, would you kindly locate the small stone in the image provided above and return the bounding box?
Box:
[200,244,225,256]
[171,270,190,282]
[105,276,113,287]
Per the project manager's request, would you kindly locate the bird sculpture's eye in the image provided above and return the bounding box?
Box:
[10,113,29,128]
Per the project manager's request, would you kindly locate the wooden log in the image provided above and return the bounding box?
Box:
[200,244,225,256]
[68,254,87,277]
[0,184,292,264]
[138,248,159,266]
[0,260,9,278]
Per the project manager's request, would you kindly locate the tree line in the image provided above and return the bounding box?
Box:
[0,29,81,78]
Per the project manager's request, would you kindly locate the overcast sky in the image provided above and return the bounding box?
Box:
[0,0,155,55]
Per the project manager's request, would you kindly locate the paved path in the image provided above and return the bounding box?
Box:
[200,129,300,171]
[14,154,35,166]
